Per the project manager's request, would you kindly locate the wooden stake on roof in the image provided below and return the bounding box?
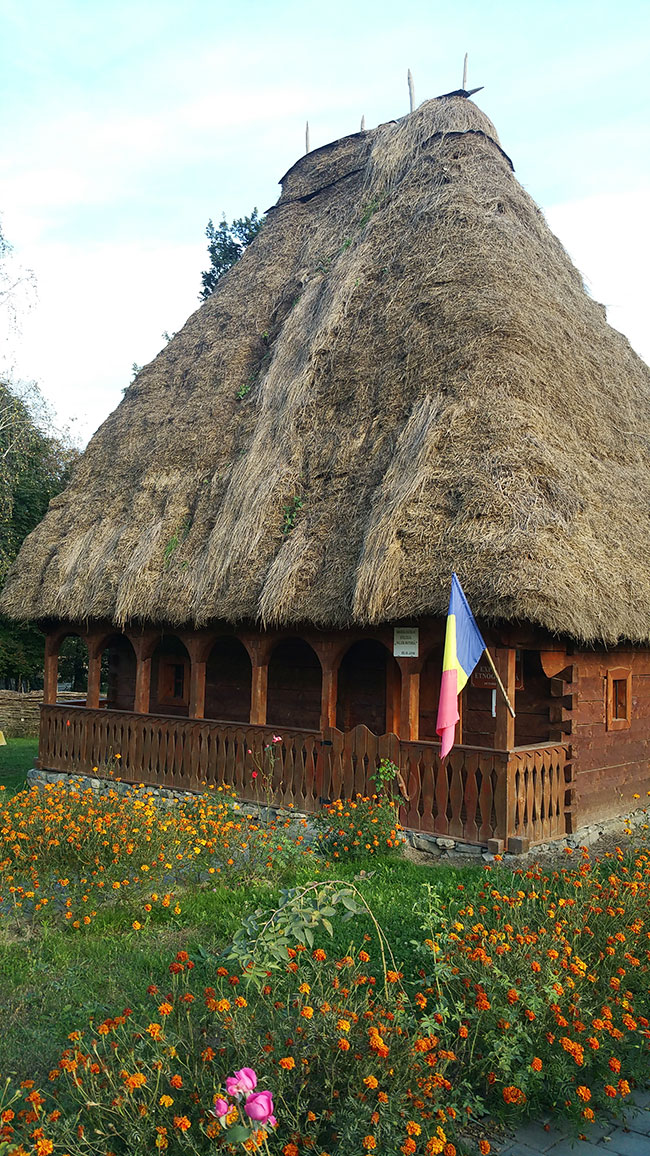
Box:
[408,69,415,113]
[360,115,366,131]
[305,121,310,154]
[463,52,468,90]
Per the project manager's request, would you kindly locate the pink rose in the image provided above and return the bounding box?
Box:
[244,1090,275,1125]
[272,735,282,743]
[252,771,258,779]
[225,1068,257,1096]
[210,1097,229,1118]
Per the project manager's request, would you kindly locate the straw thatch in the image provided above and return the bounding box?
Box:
[3,95,650,643]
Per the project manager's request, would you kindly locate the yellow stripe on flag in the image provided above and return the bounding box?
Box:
[442,614,470,693]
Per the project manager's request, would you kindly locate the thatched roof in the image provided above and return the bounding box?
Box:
[3,95,650,643]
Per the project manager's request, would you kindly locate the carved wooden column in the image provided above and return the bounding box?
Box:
[86,641,103,710]
[130,632,159,715]
[241,635,274,727]
[43,634,60,705]
[180,635,212,720]
[396,656,421,742]
[312,640,340,732]
[494,646,516,750]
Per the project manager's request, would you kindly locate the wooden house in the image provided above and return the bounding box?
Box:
[3,93,650,851]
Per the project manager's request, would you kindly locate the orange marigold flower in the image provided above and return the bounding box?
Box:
[604,1085,617,1097]
[362,1137,377,1150]
[502,1086,526,1106]
[279,1057,295,1070]
[170,1074,183,1089]
[147,1023,163,1039]
[364,1075,378,1089]
[377,1091,388,1104]
[201,1047,215,1062]
[338,1038,350,1051]
[401,1141,417,1155]
[301,1005,314,1019]
[609,1057,621,1073]
[173,1115,191,1131]
[359,950,370,962]
[284,1146,299,1156]
[406,1121,421,1136]
[506,988,519,1004]
[531,1057,543,1072]
[386,970,402,983]
[312,949,327,961]
[576,1086,591,1102]
[479,1143,491,1155]
[34,1141,54,1156]
[124,1073,147,1092]
[618,1080,631,1097]
[158,1002,173,1016]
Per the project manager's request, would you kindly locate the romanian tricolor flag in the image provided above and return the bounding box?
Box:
[436,574,486,758]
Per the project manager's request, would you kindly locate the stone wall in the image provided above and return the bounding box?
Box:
[0,691,86,738]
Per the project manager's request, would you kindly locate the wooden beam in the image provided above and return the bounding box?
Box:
[397,656,420,741]
[189,660,206,719]
[494,647,516,749]
[86,652,102,709]
[43,638,59,705]
[319,663,338,731]
[250,660,269,726]
[134,656,152,714]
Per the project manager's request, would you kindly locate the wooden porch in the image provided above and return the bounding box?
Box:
[38,704,572,850]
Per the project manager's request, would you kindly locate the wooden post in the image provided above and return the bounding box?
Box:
[134,657,152,714]
[397,657,420,741]
[86,650,102,709]
[305,120,310,154]
[462,52,468,90]
[494,647,516,750]
[385,659,401,734]
[320,663,338,731]
[407,69,415,112]
[43,637,59,704]
[250,661,268,726]
[189,660,206,719]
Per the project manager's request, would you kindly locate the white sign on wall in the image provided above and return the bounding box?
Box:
[393,627,419,657]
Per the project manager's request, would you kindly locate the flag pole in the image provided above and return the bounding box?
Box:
[482,648,516,718]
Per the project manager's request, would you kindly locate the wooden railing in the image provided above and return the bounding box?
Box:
[38,706,570,846]
[507,742,569,844]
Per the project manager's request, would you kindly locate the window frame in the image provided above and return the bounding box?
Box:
[605,666,632,731]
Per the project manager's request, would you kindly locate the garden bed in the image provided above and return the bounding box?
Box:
[1,777,649,1155]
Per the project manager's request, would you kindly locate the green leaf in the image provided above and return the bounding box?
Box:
[223,1124,251,1143]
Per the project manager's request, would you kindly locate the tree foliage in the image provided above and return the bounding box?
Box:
[200,209,264,299]
[0,380,78,686]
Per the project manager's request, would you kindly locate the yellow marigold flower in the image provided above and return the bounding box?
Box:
[406,1121,421,1136]
[364,1075,378,1088]
[301,1005,314,1019]
[337,1019,351,1032]
[362,1138,377,1151]
[159,1095,174,1107]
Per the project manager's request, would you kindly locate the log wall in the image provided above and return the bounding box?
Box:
[572,648,650,824]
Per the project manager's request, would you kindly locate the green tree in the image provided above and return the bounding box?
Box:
[200,209,264,299]
[0,379,78,687]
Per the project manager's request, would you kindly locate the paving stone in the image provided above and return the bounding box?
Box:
[622,1108,650,1135]
[602,1130,650,1155]
[629,1089,650,1110]
[515,1121,567,1150]
[546,1138,624,1155]
[496,1144,544,1156]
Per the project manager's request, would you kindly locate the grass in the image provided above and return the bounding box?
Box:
[0,841,475,1084]
[0,735,37,794]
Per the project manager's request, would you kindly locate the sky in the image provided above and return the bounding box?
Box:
[1,0,649,444]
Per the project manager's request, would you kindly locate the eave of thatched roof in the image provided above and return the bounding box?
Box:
[3,95,650,644]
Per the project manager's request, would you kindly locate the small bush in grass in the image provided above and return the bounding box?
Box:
[313,794,404,862]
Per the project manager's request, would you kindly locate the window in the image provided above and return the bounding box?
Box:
[606,667,631,731]
[158,658,189,706]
